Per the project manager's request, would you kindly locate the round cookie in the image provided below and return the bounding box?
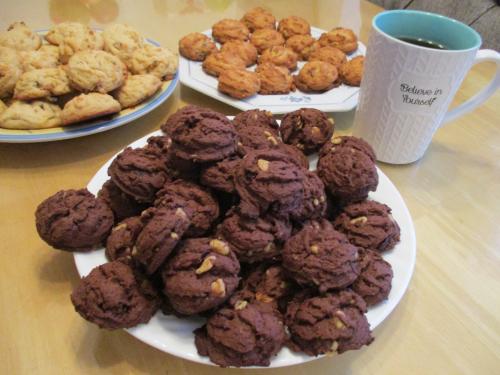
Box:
[294,61,339,92]
[200,155,241,194]
[339,55,364,86]
[234,148,306,218]
[317,147,378,205]
[352,249,393,306]
[259,46,298,71]
[241,7,276,32]
[71,260,159,329]
[212,19,249,44]
[49,23,104,63]
[194,301,286,367]
[114,74,162,108]
[35,188,114,252]
[161,104,218,135]
[282,220,360,291]
[278,143,309,169]
[309,46,347,68]
[20,45,60,71]
[0,22,41,51]
[256,63,294,95]
[108,146,170,203]
[232,109,279,133]
[292,171,327,222]
[278,16,311,39]
[220,40,258,67]
[179,32,217,61]
[155,179,220,237]
[105,216,144,261]
[0,100,61,130]
[319,27,358,53]
[129,45,178,80]
[67,50,126,93]
[285,34,316,60]
[0,46,22,98]
[97,179,146,222]
[202,51,246,77]
[14,68,72,100]
[280,107,334,154]
[217,209,292,263]
[250,29,285,53]
[61,93,121,125]
[236,125,282,156]
[218,69,260,99]
[333,200,400,252]
[102,23,144,63]
[319,135,376,161]
[133,206,191,274]
[161,237,240,315]
[285,290,372,355]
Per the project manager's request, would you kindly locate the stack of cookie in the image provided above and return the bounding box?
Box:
[178,7,364,99]
[35,105,400,367]
[0,21,177,130]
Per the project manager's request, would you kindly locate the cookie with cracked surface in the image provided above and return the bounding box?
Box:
[241,7,276,32]
[277,143,309,169]
[14,68,72,100]
[114,74,162,108]
[200,155,241,194]
[128,45,178,80]
[102,23,144,64]
[0,21,41,51]
[278,16,311,39]
[0,100,62,130]
[218,69,260,99]
[256,63,295,95]
[179,32,217,61]
[53,24,104,63]
[285,34,316,60]
[259,46,298,71]
[61,93,121,125]
[202,51,246,77]
[20,45,60,71]
[309,46,347,68]
[319,135,376,161]
[105,216,145,261]
[294,61,340,92]
[236,124,282,156]
[291,171,327,222]
[250,29,285,54]
[232,109,279,133]
[220,40,258,67]
[212,19,249,44]
[97,179,147,223]
[339,55,364,86]
[319,27,358,54]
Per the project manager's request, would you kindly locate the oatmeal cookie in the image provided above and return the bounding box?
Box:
[220,40,258,67]
[45,22,96,45]
[255,63,294,95]
[61,93,121,125]
[14,68,72,100]
[309,46,347,68]
[129,45,178,80]
[179,32,217,61]
[202,51,246,77]
[319,27,358,54]
[0,46,22,98]
[0,22,41,51]
[259,46,298,71]
[218,69,260,99]
[241,7,276,32]
[294,61,339,92]
[67,50,126,93]
[20,45,60,71]
[56,26,104,63]
[250,29,285,53]
[114,74,162,108]
[212,19,249,44]
[0,100,61,129]
[278,16,310,39]
[285,34,316,60]
[102,23,144,63]
[339,56,364,86]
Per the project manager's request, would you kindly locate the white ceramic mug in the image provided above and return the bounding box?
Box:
[352,10,500,164]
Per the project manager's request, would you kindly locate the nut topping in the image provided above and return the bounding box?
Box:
[209,239,230,255]
[234,300,248,310]
[195,256,216,274]
[257,159,269,171]
[350,216,368,225]
[210,278,226,297]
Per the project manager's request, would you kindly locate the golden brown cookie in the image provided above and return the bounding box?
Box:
[294,61,339,92]
[202,51,246,77]
[319,27,358,53]
[250,29,285,54]
[114,74,162,108]
[308,46,347,68]
[102,23,144,64]
[128,45,178,80]
[0,22,41,51]
[52,24,104,63]
[0,100,61,129]
[218,69,260,99]
[241,7,276,32]
[212,19,249,44]
[14,68,72,100]
[179,32,217,61]
[220,40,258,67]
[255,63,294,95]
[45,22,89,45]
[0,46,22,98]
[20,45,60,71]
[61,93,121,125]
[0,100,6,114]
[278,16,311,39]
[258,46,298,71]
[339,56,364,86]
[285,34,316,60]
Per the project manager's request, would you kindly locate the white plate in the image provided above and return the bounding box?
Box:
[179,27,366,114]
[0,30,179,143]
[74,129,416,368]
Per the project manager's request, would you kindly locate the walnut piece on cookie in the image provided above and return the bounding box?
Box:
[179,32,217,61]
[114,74,162,108]
[67,50,126,93]
[20,45,60,72]
[61,93,121,125]
[128,45,178,80]
[218,69,260,99]
[14,68,72,100]
[0,100,62,130]
[0,46,22,98]
[0,22,41,51]
[102,23,144,64]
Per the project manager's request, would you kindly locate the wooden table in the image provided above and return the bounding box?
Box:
[1,1,499,374]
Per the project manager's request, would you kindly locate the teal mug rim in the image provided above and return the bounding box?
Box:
[372,10,482,52]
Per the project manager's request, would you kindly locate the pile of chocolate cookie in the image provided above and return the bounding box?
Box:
[179,7,364,99]
[35,105,400,367]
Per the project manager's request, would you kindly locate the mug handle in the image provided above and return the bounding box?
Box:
[442,49,500,125]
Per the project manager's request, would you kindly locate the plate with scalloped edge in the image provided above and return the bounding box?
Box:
[73,125,416,368]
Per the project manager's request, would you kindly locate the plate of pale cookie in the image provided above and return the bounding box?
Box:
[178,7,365,114]
[0,21,178,143]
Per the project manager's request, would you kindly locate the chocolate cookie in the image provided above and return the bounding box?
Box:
[278,143,309,169]
[292,171,327,222]
[161,237,240,315]
[194,301,286,367]
[333,200,400,252]
[145,134,172,156]
[105,216,144,261]
[232,109,279,133]
[155,179,220,237]
[280,108,334,154]
[217,209,292,263]
[200,155,241,194]
[234,149,306,218]
[161,105,218,135]
[352,249,393,306]
[35,188,114,252]
[97,179,146,222]
[108,146,170,203]
[317,147,378,205]
[319,135,376,161]
[285,289,372,355]
[71,260,159,329]
[236,125,282,156]
[133,207,191,274]
[282,220,360,291]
